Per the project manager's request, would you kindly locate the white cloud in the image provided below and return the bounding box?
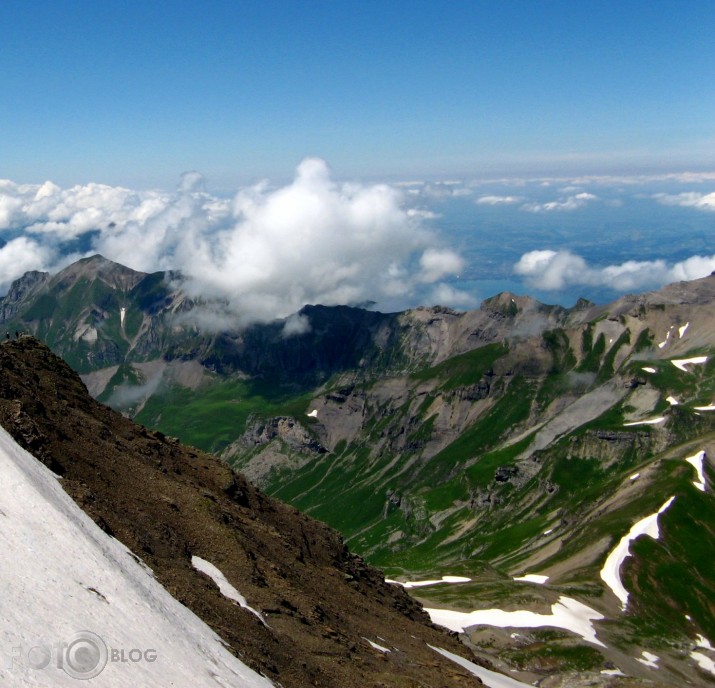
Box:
[281,313,312,338]
[428,283,477,309]
[0,178,194,244]
[394,181,425,188]
[403,181,472,200]
[0,190,23,226]
[475,195,523,206]
[418,248,465,283]
[0,237,58,292]
[521,192,598,213]
[514,249,715,292]
[407,208,440,220]
[653,191,715,211]
[471,171,715,188]
[513,250,589,290]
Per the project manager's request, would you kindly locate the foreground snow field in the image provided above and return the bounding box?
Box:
[0,425,273,687]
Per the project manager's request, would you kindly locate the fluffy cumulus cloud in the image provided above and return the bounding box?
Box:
[0,179,175,241]
[0,159,470,326]
[514,249,715,292]
[418,248,465,283]
[0,237,58,292]
[513,250,589,290]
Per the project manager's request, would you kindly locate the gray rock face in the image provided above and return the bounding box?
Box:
[240,416,328,454]
[0,270,50,321]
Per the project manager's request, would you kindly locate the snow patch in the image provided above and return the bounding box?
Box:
[543,528,553,535]
[671,356,708,372]
[306,409,318,418]
[696,634,715,651]
[657,328,673,349]
[666,395,679,406]
[429,646,534,688]
[679,322,690,338]
[623,417,665,427]
[641,367,657,373]
[601,668,626,676]
[385,575,471,589]
[600,497,675,610]
[362,638,390,653]
[120,307,126,327]
[629,472,640,481]
[425,596,605,647]
[191,556,267,625]
[691,651,715,676]
[513,574,549,585]
[637,651,659,669]
[685,451,707,491]
[694,403,715,411]
[0,426,273,687]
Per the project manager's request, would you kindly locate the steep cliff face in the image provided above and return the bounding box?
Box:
[0,269,51,321]
[0,337,483,688]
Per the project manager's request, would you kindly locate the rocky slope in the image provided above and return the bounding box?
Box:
[0,337,484,688]
[221,276,715,686]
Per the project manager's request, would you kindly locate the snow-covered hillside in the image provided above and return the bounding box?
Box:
[0,425,273,687]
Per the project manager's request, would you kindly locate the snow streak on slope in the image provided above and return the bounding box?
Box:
[385,575,471,589]
[429,646,534,688]
[671,356,708,372]
[684,451,707,491]
[191,556,267,625]
[623,417,665,427]
[599,497,675,610]
[362,638,391,653]
[512,574,549,584]
[0,425,273,687]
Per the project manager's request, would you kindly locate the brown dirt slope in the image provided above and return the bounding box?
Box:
[0,337,481,688]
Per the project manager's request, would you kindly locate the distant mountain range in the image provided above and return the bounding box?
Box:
[1,254,714,686]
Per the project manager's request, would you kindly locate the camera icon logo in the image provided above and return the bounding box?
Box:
[62,631,108,680]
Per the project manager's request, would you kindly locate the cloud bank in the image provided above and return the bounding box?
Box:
[514,249,715,292]
[0,160,469,324]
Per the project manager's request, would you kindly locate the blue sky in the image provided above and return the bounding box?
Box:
[2,0,713,189]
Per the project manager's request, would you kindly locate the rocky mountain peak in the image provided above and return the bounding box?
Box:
[50,253,147,292]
